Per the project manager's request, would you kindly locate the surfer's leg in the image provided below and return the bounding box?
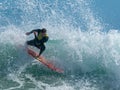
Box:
[26,40,35,46]
[37,44,45,55]
[40,44,45,55]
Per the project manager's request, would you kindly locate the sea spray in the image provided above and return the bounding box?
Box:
[0,0,120,90]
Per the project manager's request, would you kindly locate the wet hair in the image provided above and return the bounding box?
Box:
[41,28,47,33]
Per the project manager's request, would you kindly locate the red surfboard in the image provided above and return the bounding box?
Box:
[27,48,64,73]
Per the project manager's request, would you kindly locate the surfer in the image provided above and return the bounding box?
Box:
[26,28,49,57]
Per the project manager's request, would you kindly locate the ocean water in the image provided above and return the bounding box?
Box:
[0,0,120,90]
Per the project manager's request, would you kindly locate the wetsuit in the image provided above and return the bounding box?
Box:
[27,29,49,56]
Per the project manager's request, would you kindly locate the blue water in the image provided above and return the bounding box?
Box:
[93,0,120,30]
[0,0,120,90]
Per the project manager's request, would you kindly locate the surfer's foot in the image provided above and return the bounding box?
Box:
[35,55,40,58]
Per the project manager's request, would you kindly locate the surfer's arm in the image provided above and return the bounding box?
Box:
[26,29,40,35]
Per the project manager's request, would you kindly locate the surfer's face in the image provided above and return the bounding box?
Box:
[41,32,46,36]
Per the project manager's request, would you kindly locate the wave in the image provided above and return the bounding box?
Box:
[1,26,120,90]
[1,0,120,90]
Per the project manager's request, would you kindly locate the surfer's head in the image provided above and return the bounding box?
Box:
[41,28,47,33]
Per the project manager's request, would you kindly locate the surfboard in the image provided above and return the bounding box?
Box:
[27,48,64,73]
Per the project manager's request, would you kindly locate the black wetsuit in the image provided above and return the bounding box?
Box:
[27,29,49,56]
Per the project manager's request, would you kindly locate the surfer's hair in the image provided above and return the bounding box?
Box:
[41,28,47,33]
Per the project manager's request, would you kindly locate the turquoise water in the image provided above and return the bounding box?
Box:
[0,0,120,90]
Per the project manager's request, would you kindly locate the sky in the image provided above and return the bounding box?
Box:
[93,0,120,30]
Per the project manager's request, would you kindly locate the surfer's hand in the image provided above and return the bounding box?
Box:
[26,32,30,35]
[34,32,37,35]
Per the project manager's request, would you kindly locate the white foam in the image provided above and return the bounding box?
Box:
[0,25,26,46]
